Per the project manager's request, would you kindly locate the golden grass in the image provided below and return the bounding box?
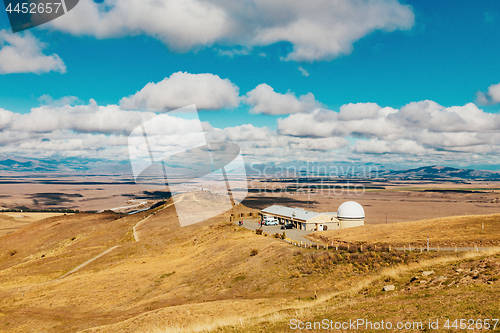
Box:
[0,212,73,236]
[145,249,500,333]
[310,213,500,247]
[1,204,334,332]
[1,203,499,333]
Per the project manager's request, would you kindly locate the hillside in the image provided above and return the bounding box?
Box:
[0,200,369,332]
[308,213,500,248]
[0,204,499,332]
[213,250,500,333]
[0,212,71,237]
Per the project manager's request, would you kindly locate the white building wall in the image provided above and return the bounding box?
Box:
[339,219,364,229]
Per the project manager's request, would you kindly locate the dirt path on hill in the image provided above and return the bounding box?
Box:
[56,202,175,281]
[133,203,175,242]
[57,245,121,280]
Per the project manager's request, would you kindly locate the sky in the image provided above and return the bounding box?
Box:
[1,0,500,172]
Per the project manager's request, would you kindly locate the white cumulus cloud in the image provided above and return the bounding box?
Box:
[120,72,240,111]
[46,0,414,62]
[0,100,214,161]
[278,100,500,155]
[354,139,426,154]
[0,30,66,74]
[476,82,500,105]
[243,83,320,115]
[1,99,156,137]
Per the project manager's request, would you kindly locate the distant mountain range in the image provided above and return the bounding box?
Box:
[1,156,499,180]
[0,156,132,174]
[382,165,500,180]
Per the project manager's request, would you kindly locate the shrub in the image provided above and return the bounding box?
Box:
[250,249,259,256]
[348,245,359,253]
[159,271,175,279]
[255,229,263,235]
[233,275,246,282]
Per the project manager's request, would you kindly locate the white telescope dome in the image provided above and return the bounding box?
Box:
[337,201,365,219]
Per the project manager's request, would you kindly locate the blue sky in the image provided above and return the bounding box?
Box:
[1,0,500,171]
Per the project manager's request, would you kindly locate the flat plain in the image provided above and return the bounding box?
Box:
[244,178,500,224]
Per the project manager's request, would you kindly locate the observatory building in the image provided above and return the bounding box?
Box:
[260,201,364,231]
[336,201,365,228]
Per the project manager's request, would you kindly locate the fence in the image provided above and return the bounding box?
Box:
[230,212,259,221]
[273,235,498,253]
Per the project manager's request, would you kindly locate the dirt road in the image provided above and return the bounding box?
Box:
[133,203,175,241]
[57,245,121,280]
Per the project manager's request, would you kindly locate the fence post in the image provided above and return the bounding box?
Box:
[389,245,391,252]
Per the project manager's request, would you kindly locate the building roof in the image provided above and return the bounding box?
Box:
[261,205,322,222]
[323,212,338,217]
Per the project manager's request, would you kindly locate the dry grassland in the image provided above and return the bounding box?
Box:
[209,250,500,333]
[309,213,500,247]
[0,212,72,237]
[0,197,499,332]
